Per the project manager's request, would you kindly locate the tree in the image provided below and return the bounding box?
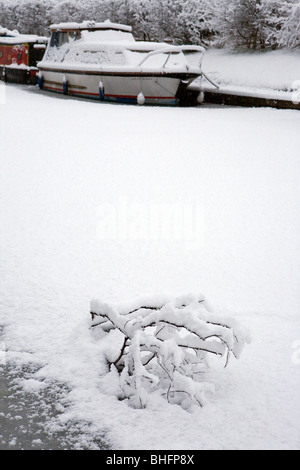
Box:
[0,0,299,50]
[258,0,285,49]
[176,0,215,45]
[130,0,162,41]
[0,0,55,35]
[14,0,55,36]
[278,0,300,47]
[51,0,87,25]
[206,0,239,48]
[210,0,267,50]
[0,1,19,31]
[235,0,264,49]
[90,294,250,410]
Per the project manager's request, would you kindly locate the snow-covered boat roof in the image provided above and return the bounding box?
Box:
[0,26,18,36]
[50,20,132,33]
[0,26,48,44]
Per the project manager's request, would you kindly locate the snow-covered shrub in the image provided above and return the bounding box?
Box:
[90,294,250,410]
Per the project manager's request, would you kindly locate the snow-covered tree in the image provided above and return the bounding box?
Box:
[176,0,215,45]
[0,0,299,49]
[278,0,300,47]
[257,0,284,49]
[0,1,19,32]
[235,0,264,49]
[0,2,6,28]
[90,294,250,410]
[51,0,87,25]
[128,0,159,40]
[0,0,55,35]
[15,0,55,35]
[209,0,266,49]
[157,0,185,42]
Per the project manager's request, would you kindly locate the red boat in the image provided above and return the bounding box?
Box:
[0,27,48,84]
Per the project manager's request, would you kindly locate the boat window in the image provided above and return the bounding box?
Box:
[130,50,184,68]
[50,32,69,48]
[165,51,186,67]
[182,50,203,67]
[32,45,47,64]
[64,48,126,65]
[69,31,81,41]
[126,50,149,65]
[129,49,153,54]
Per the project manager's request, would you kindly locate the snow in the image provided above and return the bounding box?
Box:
[202,48,300,92]
[50,20,133,33]
[90,294,251,409]
[80,29,135,43]
[196,48,300,106]
[6,64,35,71]
[0,26,48,44]
[19,378,48,394]
[0,54,300,449]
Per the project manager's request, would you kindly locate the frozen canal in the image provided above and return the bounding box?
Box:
[0,329,109,449]
[0,83,299,449]
[0,362,67,449]
[0,364,110,449]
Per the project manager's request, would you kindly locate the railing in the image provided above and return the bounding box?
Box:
[137,45,205,70]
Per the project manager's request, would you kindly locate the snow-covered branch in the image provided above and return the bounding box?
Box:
[90,293,251,409]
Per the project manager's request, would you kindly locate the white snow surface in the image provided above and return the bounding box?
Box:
[202,48,300,92]
[0,25,48,44]
[0,70,300,449]
[50,20,133,33]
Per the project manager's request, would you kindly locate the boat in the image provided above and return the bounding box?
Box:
[0,27,48,84]
[37,20,205,106]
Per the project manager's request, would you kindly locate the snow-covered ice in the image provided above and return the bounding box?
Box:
[0,78,299,449]
[197,48,300,106]
[202,48,300,92]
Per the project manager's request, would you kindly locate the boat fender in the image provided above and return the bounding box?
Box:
[2,66,7,83]
[38,71,43,89]
[63,75,68,95]
[99,81,105,101]
[197,91,205,104]
[137,92,145,105]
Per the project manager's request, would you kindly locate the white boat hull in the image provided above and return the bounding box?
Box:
[38,68,196,105]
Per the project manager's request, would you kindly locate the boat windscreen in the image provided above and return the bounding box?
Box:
[130,50,188,69]
[50,32,69,48]
[182,50,204,68]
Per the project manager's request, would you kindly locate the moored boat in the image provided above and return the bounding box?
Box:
[37,20,205,106]
[0,27,48,84]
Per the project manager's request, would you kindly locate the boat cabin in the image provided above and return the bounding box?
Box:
[0,27,48,84]
[41,20,204,71]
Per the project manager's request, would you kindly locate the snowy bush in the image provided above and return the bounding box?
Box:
[90,294,250,410]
